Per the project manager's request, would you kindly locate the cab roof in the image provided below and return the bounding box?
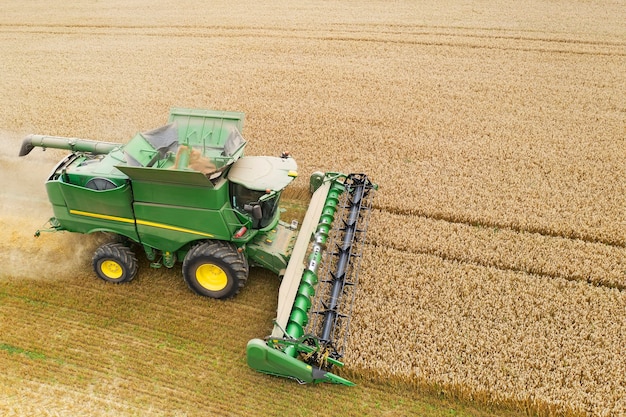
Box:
[227,156,297,191]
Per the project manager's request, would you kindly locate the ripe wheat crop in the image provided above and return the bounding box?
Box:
[351,245,626,416]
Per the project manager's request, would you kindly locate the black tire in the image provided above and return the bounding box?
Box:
[182,241,248,299]
[92,242,138,283]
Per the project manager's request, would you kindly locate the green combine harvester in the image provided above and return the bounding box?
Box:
[19,107,376,385]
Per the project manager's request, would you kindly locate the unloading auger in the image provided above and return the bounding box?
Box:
[247,172,376,386]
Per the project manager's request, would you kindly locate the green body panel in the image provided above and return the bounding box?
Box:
[58,182,135,219]
[168,107,245,147]
[43,156,139,240]
[118,166,222,206]
[117,165,245,252]
[57,152,127,188]
[117,166,215,190]
[245,221,298,275]
[246,339,354,386]
[132,202,239,252]
[124,133,160,167]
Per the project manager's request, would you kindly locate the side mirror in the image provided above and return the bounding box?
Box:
[244,204,263,220]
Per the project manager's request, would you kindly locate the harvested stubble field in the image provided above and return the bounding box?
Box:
[1,0,625,416]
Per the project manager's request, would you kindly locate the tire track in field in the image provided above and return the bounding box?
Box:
[368,238,626,292]
[3,21,625,47]
[1,23,624,57]
[367,207,626,291]
[338,22,626,45]
[376,203,625,248]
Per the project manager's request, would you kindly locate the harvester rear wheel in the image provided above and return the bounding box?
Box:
[92,242,138,283]
[182,241,248,299]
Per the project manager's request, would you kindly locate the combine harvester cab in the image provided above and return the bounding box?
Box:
[247,172,377,386]
[19,107,376,386]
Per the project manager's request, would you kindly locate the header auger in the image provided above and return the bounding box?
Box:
[19,108,376,386]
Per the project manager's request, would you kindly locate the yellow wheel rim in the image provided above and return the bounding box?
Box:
[196,264,228,291]
[101,260,123,280]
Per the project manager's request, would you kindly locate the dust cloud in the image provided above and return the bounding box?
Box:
[0,131,103,281]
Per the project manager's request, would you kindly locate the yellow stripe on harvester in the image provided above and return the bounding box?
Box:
[69,209,214,238]
[135,219,213,238]
[69,209,135,224]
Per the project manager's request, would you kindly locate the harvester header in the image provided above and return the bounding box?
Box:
[19,107,376,385]
[248,172,376,385]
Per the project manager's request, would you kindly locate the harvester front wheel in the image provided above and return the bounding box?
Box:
[92,242,138,283]
[182,241,248,299]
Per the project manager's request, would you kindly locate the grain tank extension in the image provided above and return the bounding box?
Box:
[19,107,377,385]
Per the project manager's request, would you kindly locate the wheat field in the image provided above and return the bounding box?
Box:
[0,1,625,416]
